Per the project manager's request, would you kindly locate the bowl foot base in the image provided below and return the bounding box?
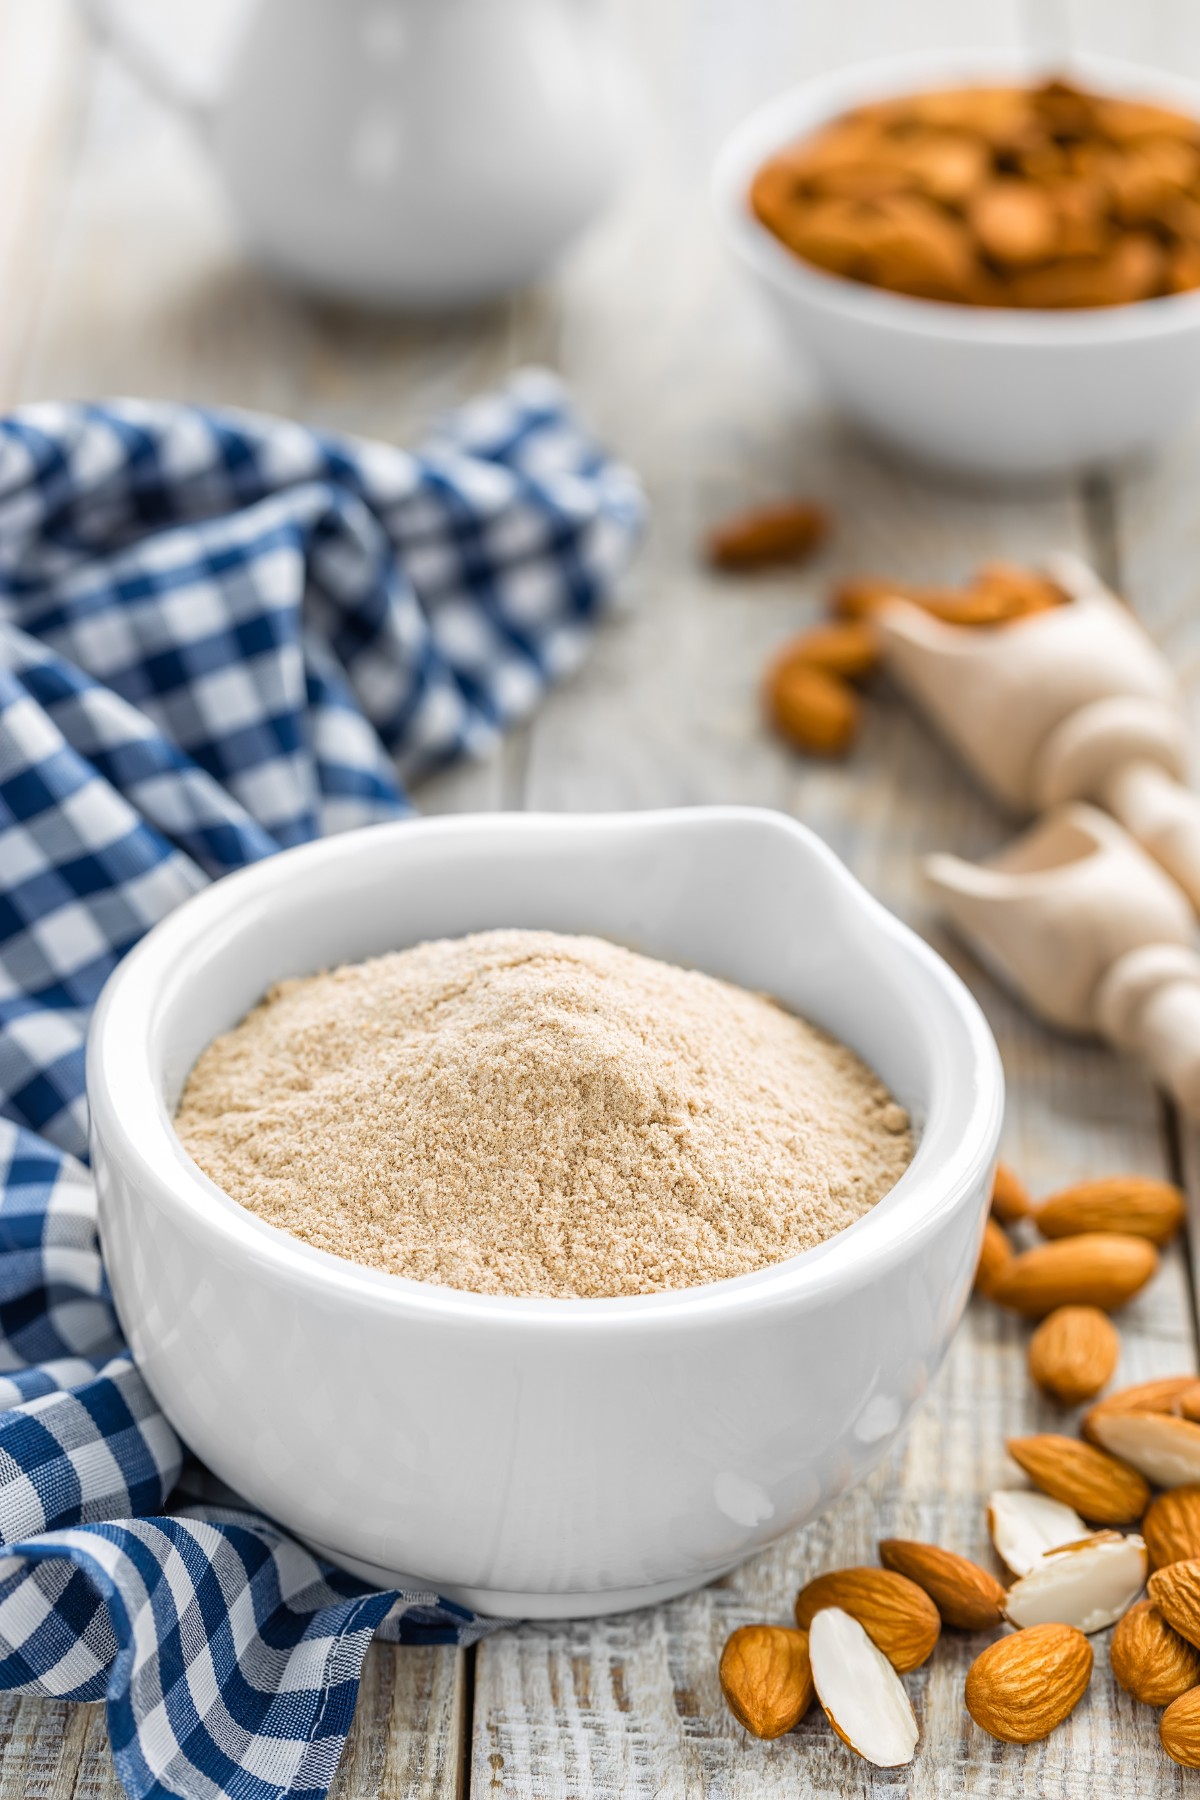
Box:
[302,1537,742,1619]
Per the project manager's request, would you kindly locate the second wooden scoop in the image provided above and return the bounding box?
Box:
[927,805,1200,1118]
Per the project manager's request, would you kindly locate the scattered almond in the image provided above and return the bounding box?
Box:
[1035,1176,1185,1247]
[1088,1410,1200,1489]
[1111,1599,1200,1705]
[1003,1530,1147,1633]
[1149,1560,1200,1649]
[763,657,860,757]
[991,1161,1032,1225]
[975,1217,1014,1300]
[808,1607,919,1768]
[1028,1305,1119,1404]
[988,1489,1088,1576]
[707,500,830,571]
[719,1624,814,1738]
[1007,1433,1150,1524]
[1143,1487,1200,1571]
[1162,1687,1200,1767]
[794,1567,940,1672]
[989,1232,1158,1318]
[965,1622,1093,1743]
[878,1539,1006,1630]
[777,618,881,681]
[1084,1376,1200,1436]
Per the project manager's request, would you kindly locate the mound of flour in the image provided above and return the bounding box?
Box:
[175,928,912,1298]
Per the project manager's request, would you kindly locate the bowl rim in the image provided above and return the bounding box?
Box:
[87,806,1004,1331]
[712,46,1200,345]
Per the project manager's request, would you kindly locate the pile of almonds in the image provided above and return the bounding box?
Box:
[751,78,1200,307]
[719,1166,1200,1769]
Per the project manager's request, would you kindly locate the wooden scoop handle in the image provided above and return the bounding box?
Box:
[1096,944,1200,1120]
[1101,760,1200,916]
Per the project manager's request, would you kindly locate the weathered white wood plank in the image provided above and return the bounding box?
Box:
[2,0,1197,1794]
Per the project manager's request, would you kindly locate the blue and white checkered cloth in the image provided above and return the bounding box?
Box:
[0,370,643,1798]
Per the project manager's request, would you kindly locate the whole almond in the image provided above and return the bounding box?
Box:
[1084,1376,1200,1439]
[781,619,881,682]
[989,1232,1158,1318]
[1111,1599,1200,1705]
[991,1161,1032,1225]
[1007,1433,1150,1525]
[1162,1687,1200,1767]
[1149,1560,1200,1648]
[1028,1306,1119,1404]
[719,1624,813,1738]
[965,1622,1092,1743]
[975,1217,1014,1300]
[794,1567,940,1672]
[707,500,829,571]
[878,1539,1006,1630]
[764,658,859,757]
[1035,1176,1185,1247]
[1144,1487,1200,1570]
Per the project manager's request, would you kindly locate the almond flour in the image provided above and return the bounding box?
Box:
[174,928,912,1299]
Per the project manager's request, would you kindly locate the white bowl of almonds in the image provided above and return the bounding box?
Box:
[88,807,1001,1618]
[713,52,1200,478]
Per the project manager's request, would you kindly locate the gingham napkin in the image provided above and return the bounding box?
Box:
[0,370,643,1799]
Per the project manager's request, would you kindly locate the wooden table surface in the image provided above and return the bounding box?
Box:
[4,0,1200,1794]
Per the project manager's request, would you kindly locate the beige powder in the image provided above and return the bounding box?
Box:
[175,928,913,1299]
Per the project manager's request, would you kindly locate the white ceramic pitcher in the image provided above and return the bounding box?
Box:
[78,0,637,306]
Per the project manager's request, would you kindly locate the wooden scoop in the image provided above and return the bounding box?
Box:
[879,554,1200,912]
[927,805,1200,1118]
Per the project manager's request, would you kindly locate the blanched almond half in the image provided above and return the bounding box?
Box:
[988,1489,1088,1576]
[808,1606,918,1768]
[1088,1410,1200,1489]
[1003,1531,1147,1633]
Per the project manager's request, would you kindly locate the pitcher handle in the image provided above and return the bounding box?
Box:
[75,0,212,125]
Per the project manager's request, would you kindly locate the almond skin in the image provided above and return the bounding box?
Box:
[1111,1600,1200,1705]
[991,1161,1032,1225]
[989,1232,1158,1318]
[1144,1487,1200,1571]
[1084,1376,1200,1439]
[707,500,829,571]
[975,1217,1014,1300]
[794,1567,940,1672]
[878,1540,1006,1630]
[1028,1305,1119,1405]
[1007,1433,1150,1525]
[1162,1687,1200,1767]
[965,1623,1092,1744]
[780,619,881,682]
[764,658,859,757]
[1035,1176,1185,1247]
[719,1624,813,1738]
[1149,1561,1200,1649]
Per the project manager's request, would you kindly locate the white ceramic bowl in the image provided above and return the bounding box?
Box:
[89,807,1002,1619]
[713,51,1200,479]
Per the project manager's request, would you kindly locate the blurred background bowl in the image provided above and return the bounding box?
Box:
[713,49,1200,481]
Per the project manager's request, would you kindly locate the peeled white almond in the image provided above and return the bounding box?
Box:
[1004,1531,1147,1634]
[1088,1410,1200,1489]
[809,1605,918,1768]
[988,1489,1089,1577]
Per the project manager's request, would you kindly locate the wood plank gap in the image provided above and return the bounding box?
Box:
[1083,471,1200,1367]
[458,1642,478,1800]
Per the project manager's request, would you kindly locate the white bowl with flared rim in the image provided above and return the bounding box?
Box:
[88,806,1003,1618]
[712,50,1200,479]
